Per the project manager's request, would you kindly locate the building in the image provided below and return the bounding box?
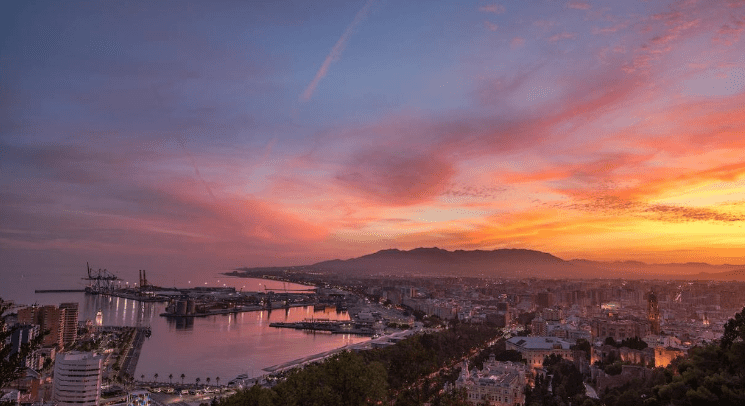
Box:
[18,303,79,349]
[535,292,555,309]
[18,305,62,348]
[59,303,79,347]
[591,318,651,341]
[455,355,529,406]
[127,390,152,406]
[505,336,574,370]
[53,352,103,406]
[9,324,40,367]
[654,346,686,368]
[647,292,661,335]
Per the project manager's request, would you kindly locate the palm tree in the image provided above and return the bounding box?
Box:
[154,373,158,383]
[169,373,173,385]
[216,376,220,387]
[206,377,210,386]
[195,377,201,387]
[140,374,144,382]
[180,373,185,385]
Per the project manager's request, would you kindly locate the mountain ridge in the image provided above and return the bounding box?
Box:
[234,247,745,280]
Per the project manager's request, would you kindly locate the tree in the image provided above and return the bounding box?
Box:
[207,377,211,386]
[154,372,159,382]
[169,373,173,384]
[181,373,186,385]
[141,374,145,381]
[216,376,220,387]
[0,298,47,388]
[721,307,745,349]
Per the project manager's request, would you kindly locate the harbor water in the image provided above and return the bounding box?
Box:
[0,275,369,383]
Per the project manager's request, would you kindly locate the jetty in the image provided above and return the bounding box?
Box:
[269,319,376,336]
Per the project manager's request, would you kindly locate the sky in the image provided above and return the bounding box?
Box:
[1,0,745,281]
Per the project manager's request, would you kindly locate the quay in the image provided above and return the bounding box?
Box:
[269,319,376,336]
[35,289,86,293]
[120,327,150,380]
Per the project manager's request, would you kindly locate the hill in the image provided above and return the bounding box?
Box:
[310,247,597,278]
[235,248,745,280]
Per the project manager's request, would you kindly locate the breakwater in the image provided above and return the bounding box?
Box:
[269,319,376,336]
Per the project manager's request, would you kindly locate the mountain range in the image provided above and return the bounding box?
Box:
[238,247,745,280]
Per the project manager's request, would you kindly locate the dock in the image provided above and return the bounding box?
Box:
[35,289,86,293]
[269,319,376,336]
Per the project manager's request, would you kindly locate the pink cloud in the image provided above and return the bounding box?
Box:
[567,1,591,10]
[479,4,506,14]
[593,23,628,34]
[547,32,577,42]
[484,21,499,32]
[510,37,525,48]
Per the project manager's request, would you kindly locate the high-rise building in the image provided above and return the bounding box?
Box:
[53,352,103,406]
[536,292,555,309]
[9,324,40,367]
[18,302,79,349]
[647,291,661,335]
[18,305,62,348]
[59,303,79,347]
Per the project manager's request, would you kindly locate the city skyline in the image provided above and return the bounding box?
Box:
[2,0,745,280]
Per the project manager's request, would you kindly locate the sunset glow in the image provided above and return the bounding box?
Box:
[2,0,745,276]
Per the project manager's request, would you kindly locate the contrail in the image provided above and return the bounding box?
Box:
[300,0,375,102]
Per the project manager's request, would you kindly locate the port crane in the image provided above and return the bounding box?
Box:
[83,262,119,293]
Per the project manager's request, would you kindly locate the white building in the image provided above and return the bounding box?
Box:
[455,355,529,406]
[505,336,573,370]
[53,351,103,405]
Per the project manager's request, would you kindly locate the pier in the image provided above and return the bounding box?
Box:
[35,289,86,293]
[269,319,376,336]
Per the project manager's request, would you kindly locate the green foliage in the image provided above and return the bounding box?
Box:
[619,336,648,350]
[217,323,501,405]
[470,338,525,370]
[721,307,745,349]
[527,358,589,406]
[600,307,745,406]
[0,298,47,388]
[571,338,592,359]
[216,351,386,406]
[604,337,618,347]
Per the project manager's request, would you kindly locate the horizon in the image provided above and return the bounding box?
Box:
[2,0,745,282]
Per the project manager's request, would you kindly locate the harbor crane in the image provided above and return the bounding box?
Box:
[83,262,119,293]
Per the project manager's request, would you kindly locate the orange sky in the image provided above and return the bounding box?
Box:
[2,0,745,279]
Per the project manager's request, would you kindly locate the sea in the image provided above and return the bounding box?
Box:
[0,270,369,383]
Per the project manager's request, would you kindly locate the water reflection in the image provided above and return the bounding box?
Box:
[167,317,194,330]
[19,278,369,382]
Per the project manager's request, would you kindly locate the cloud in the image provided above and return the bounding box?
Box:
[300,0,375,102]
[593,23,628,35]
[567,1,591,10]
[335,149,455,205]
[484,21,499,32]
[644,204,745,223]
[713,19,745,45]
[547,32,577,42]
[510,37,525,48]
[479,4,506,14]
